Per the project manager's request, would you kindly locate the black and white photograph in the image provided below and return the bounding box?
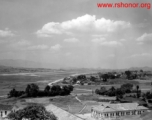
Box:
[0,0,152,120]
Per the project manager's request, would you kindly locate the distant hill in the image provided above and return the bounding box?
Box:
[0,65,56,73]
[129,66,152,71]
[0,59,61,69]
[0,59,152,72]
[0,59,44,68]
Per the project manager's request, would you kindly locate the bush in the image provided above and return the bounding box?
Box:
[7,105,57,120]
[8,88,25,98]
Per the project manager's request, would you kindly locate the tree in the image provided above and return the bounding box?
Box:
[7,105,57,120]
[102,74,109,82]
[90,76,96,82]
[95,87,107,95]
[50,85,61,95]
[136,85,140,98]
[68,85,74,91]
[45,85,51,92]
[8,88,25,98]
[44,85,51,96]
[98,73,109,81]
[72,77,77,84]
[136,85,139,92]
[60,86,71,95]
[125,70,131,79]
[25,83,39,97]
[107,86,116,96]
[8,88,18,97]
[121,83,133,93]
[116,88,125,99]
[109,86,116,91]
[77,75,87,82]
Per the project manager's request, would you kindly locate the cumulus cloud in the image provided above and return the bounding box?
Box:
[51,44,62,51]
[36,22,62,37]
[36,14,131,37]
[136,33,152,44]
[0,28,15,37]
[64,38,79,42]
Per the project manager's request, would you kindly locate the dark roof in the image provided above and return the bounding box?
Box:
[0,104,13,110]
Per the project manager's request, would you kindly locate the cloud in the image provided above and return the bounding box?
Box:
[0,28,15,37]
[64,38,79,42]
[120,39,126,42]
[36,14,131,37]
[27,44,48,50]
[51,44,62,51]
[10,40,48,50]
[91,37,106,43]
[136,33,152,45]
[65,52,71,56]
[36,22,62,37]
[107,54,115,58]
[91,37,122,47]
[130,53,152,58]
[92,34,107,38]
[100,41,122,46]
[11,40,31,48]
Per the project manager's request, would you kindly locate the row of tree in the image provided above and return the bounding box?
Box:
[95,83,141,98]
[142,91,152,99]
[8,83,74,98]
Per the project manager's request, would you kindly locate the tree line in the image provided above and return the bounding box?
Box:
[8,83,74,98]
[95,83,141,99]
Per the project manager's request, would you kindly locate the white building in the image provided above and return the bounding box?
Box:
[91,102,148,119]
[0,104,12,119]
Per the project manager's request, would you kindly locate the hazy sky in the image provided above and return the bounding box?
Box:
[0,0,152,69]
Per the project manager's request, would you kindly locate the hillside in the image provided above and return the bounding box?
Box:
[0,65,57,73]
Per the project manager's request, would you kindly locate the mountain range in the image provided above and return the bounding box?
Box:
[0,59,152,71]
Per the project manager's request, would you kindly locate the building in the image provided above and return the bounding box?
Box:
[98,96,116,102]
[45,104,85,120]
[91,102,148,119]
[0,104,12,119]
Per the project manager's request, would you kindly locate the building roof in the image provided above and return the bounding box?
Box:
[45,104,85,120]
[99,96,116,101]
[92,103,148,113]
[0,104,13,111]
[74,101,100,114]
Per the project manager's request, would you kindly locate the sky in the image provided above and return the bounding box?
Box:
[0,0,152,69]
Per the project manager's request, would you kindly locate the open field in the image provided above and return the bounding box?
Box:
[0,71,77,97]
[1,71,152,97]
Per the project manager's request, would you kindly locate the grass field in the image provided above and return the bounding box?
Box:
[0,71,76,97]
